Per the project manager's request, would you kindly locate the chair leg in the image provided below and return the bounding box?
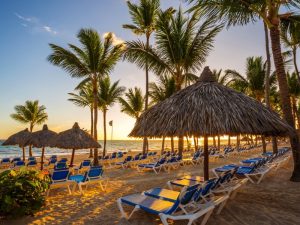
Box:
[67,185,72,195]
[200,208,214,225]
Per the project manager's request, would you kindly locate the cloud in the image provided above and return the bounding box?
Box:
[14,12,58,35]
[103,32,124,45]
[43,26,57,35]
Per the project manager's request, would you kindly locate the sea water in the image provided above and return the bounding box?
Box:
[0,139,175,159]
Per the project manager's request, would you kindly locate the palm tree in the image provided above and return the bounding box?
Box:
[281,18,300,81]
[119,87,144,120]
[226,57,277,102]
[123,0,162,153]
[287,72,300,129]
[11,100,48,156]
[98,77,125,156]
[68,83,94,157]
[187,0,300,182]
[124,8,222,155]
[48,29,124,165]
[212,69,230,85]
[149,75,177,152]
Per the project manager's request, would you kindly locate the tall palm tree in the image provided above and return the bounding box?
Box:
[212,69,230,85]
[98,77,125,156]
[287,72,300,129]
[187,0,300,182]
[124,8,223,155]
[226,57,277,102]
[68,83,94,157]
[48,29,124,165]
[149,75,177,152]
[123,0,162,153]
[281,17,300,81]
[119,87,144,120]
[11,100,48,156]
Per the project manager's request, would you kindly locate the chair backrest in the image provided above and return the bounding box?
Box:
[59,158,68,163]
[49,158,57,164]
[28,157,36,161]
[51,169,69,183]
[1,158,10,164]
[14,160,25,167]
[156,157,166,166]
[124,156,132,162]
[80,160,91,168]
[85,166,103,181]
[27,160,37,166]
[134,155,140,160]
[11,157,21,163]
[55,162,67,170]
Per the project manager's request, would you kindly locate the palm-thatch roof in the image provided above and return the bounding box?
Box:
[2,128,32,147]
[130,67,293,138]
[28,124,57,148]
[51,122,101,149]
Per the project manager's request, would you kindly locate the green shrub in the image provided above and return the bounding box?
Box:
[0,169,50,218]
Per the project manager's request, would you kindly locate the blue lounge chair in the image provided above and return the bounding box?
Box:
[117,184,215,225]
[47,169,76,197]
[28,156,36,161]
[11,157,21,163]
[54,161,68,170]
[115,156,133,169]
[74,160,91,173]
[137,158,166,174]
[27,160,37,168]
[12,160,25,169]
[0,158,10,167]
[69,166,107,194]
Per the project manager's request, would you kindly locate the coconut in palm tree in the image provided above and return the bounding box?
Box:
[11,100,48,156]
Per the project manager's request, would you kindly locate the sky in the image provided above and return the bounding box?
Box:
[0,0,289,140]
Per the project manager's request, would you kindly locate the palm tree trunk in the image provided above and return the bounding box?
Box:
[171,136,174,153]
[264,22,278,155]
[89,107,93,158]
[217,135,220,151]
[236,135,240,149]
[292,96,298,127]
[228,135,231,146]
[270,25,300,182]
[293,47,300,83]
[29,125,33,157]
[142,33,150,154]
[255,135,258,146]
[92,78,99,165]
[103,109,107,157]
[161,136,165,155]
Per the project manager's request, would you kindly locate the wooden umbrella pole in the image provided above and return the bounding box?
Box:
[203,135,209,181]
[22,147,25,161]
[41,147,45,170]
[70,148,75,167]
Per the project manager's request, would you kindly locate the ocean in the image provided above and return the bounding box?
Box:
[0,139,175,159]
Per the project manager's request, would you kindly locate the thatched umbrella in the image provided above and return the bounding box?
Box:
[51,122,101,166]
[130,67,293,180]
[2,128,32,161]
[27,124,57,170]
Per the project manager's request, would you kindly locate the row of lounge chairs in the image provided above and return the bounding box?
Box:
[117,147,290,225]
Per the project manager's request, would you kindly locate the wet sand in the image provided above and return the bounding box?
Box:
[3,145,300,225]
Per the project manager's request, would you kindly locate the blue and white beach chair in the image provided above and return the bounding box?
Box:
[69,166,107,194]
[117,184,215,225]
[47,169,76,197]
[137,158,166,174]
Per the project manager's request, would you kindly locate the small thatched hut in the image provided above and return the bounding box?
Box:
[51,122,101,166]
[2,128,32,161]
[130,67,293,180]
[27,124,57,170]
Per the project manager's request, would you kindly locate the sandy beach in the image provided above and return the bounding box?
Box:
[1,144,298,225]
